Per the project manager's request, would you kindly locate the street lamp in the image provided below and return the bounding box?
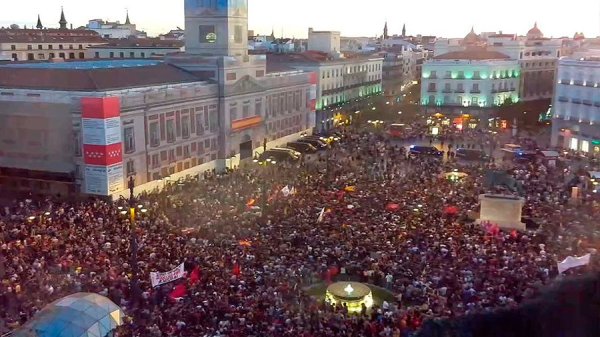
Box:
[127,176,140,314]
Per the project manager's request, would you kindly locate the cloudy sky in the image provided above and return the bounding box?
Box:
[2,0,599,39]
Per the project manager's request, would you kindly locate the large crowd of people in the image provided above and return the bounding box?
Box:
[1,127,599,337]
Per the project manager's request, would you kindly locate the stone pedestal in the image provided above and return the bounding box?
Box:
[476,194,526,231]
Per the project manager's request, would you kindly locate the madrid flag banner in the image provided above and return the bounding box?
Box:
[150,263,185,287]
[557,254,591,274]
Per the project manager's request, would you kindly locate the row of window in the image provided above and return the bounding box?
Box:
[425,69,519,80]
[265,90,306,119]
[424,95,511,107]
[145,105,217,149]
[267,115,303,132]
[523,61,555,68]
[13,52,85,61]
[11,44,85,51]
[427,82,515,93]
[148,138,217,170]
[99,51,150,59]
[321,63,382,79]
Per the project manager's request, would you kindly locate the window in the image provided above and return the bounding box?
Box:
[472,97,478,106]
[73,131,82,157]
[95,52,100,58]
[471,83,480,92]
[38,45,43,50]
[227,72,237,81]
[444,83,451,92]
[37,53,44,60]
[141,52,146,58]
[234,25,243,43]
[427,83,436,92]
[195,112,204,135]
[457,71,464,78]
[151,154,160,169]
[69,45,73,50]
[457,83,464,92]
[59,53,65,58]
[78,44,83,50]
[168,149,176,163]
[430,71,437,78]
[182,115,190,139]
[124,127,135,153]
[166,120,175,143]
[119,52,125,58]
[79,52,85,59]
[27,53,34,61]
[199,25,216,43]
[126,160,135,176]
[27,45,32,50]
[242,104,250,118]
[10,45,15,51]
[59,44,63,49]
[130,52,135,58]
[473,71,480,79]
[444,71,451,78]
[48,45,53,50]
[230,106,238,121]
[11,53,17,61]
[149,122,160,147]
[255,101,262,116]
[109,52,114,58]
[69,53,75,59]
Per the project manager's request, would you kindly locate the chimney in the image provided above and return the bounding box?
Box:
[308,27,313,34]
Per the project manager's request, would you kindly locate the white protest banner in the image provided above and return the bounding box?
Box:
[150,263,185,287]
[557,254,591,274]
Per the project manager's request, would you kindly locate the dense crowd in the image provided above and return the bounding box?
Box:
[1,128,599,337]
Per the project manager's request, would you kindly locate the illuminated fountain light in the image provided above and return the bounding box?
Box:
[325,282,374,313]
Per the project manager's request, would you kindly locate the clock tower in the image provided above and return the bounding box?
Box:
[184,0,249,56]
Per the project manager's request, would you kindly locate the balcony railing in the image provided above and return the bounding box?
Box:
[470,89,481,94]
[558,96,569,103]
[427,88,437,93]
[442,89,453,93]
[454,89,465,93]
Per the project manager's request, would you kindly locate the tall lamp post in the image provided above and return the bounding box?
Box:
[253,154,277,217]
[127,176,140,312]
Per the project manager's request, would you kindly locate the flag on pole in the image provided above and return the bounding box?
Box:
[557,254,591,274]
[317,207,326,223]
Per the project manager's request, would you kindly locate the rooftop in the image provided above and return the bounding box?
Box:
[90,38,183,49]
[0,28,105,43]
[0,60,201,91]
[434,48,511,61]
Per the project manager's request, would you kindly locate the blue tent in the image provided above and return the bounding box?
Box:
[13,293,124,337]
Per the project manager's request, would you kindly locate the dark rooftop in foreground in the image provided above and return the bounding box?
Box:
[0,60,201,91]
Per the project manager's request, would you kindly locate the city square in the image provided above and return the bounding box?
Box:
[1,1,600,337]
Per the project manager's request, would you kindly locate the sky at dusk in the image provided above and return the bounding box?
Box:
[2,0,599,39]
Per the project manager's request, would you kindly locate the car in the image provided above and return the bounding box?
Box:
[259,148,301,163]
[297,138,328,150]
[286,142,318,154]
[409,145,443,157]
[456,148,489,161]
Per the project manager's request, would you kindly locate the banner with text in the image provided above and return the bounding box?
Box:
[150,263,185,287]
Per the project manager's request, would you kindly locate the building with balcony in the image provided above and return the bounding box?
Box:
[551,54,600,155]
[434,24,563,101]
[420,48,520,118]
[267,51,383,132]
[0,0,316,198]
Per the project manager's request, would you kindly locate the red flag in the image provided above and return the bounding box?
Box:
[233,262,241,276]
[169,283,187,300]
[510,230,518,239]
[189,266,201,286]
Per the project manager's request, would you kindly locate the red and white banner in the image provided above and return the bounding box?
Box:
[150,263,185,287]
[81,97,124,196]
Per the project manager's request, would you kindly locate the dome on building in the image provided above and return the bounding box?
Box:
[526,22,544,40]
[463,27,481,45]
[12,293,124,337]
